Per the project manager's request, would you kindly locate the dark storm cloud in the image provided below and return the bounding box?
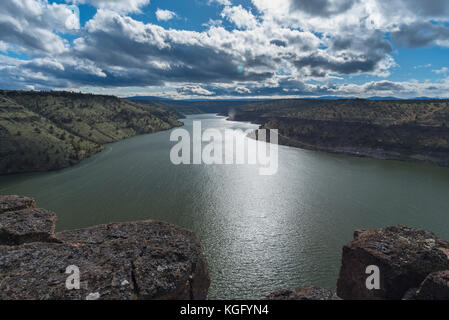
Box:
[364,81,405,92]
[330,31,392,53]
[391,22,449,48]
[294,31,392,76]
[62,11,274,87]
[270,39,287,47]
[198,78,336,97]
[289,29,393,77]
[294,54,377,74]
[289,0,359,17]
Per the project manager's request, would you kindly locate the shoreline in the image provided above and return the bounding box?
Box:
[0,123,183,177]
[225,115,449,168]
[275,130,449,168]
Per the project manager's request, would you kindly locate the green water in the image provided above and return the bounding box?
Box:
[1,114,449,299]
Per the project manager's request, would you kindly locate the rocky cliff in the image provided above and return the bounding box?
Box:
[267,225,449,300]
[1,195,448,300]
[0,195,210,300]
[229,99,449,168]
[337,226,449,300]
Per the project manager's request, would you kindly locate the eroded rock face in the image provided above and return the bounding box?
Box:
[0,208,58,245]
[55,221,210,300]
[0,195,210,300]
[266,286,341,300]
[337,226,449,300]
[0,195,36,213]
[415,270,449,300]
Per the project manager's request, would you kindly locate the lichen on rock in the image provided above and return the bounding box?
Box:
[0,195,36,214]
[0,195,210,300]
[337,225,449,300]
[0,208,58,246]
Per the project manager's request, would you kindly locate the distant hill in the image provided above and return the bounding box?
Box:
[0,91,182,175]
[126,96,173,101]
[127,98,255,116]
[127,96,266,102]
[368,96,447,101]
[229,98,449,167]
[367,96,403,101]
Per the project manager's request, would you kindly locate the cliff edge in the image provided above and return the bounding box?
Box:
[267,225,449,300]
[0,195,210,300]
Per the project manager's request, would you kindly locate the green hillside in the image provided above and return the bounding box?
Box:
[0,91,182,175]
[128,98,255,116]
[230,99,449,166]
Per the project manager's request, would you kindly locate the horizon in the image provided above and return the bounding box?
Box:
[2,88,448,102]
[1,1,449,100]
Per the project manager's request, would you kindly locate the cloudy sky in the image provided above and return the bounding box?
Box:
[1,0,449,99]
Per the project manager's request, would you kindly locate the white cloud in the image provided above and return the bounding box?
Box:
[221,5,258,29]
[0,41,9,52]
[208,0,232,6]
[177,85,215,96]
[68,0,150,13]
[433,67,449,74]
[155,9,177,22]
[0,0,77,55]
[202,19,223,28]
[235,86,251,94]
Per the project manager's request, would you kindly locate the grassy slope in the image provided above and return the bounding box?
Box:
[129,99,255,116]
[0,91,182,175]
[231,99,449,166]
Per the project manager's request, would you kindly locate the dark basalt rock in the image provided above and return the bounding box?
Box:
[266,286,341,300]
[337,226,449,300]
[55,221,210,300]
[415,270,449,300]
[0,195,36,213]
[0,195,210,300]
[401,287,419,300]
[3,193,449,301]
[0,208,58,245]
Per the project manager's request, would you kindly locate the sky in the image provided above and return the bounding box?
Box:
[1,0,449,99]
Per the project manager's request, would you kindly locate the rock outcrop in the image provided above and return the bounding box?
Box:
[414,270,449,300]
[266,286,341,300]
[2,195,448,301]
[337,226,449,300]
[0,208,58,245]
[0,195,57,245]
[0,195,36,213]
[0,195,210,300]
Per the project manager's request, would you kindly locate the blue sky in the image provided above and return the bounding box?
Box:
[1,0,449,99]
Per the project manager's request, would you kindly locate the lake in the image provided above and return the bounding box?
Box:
[1,114,449,299]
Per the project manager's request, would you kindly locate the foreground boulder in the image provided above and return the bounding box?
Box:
[414,270,449,300]
[337,226,449,300]
[0,195,36,213]
[266,286,340,300]
[0,195,210,300]
[0,195,58,246]
[0,208,58,245]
